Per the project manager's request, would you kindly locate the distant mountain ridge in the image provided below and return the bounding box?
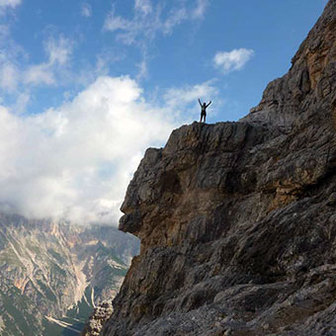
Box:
[0,213,139,335]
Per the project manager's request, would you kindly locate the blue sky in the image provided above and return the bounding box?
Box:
[0,0,327,223]
[2,0,326,119]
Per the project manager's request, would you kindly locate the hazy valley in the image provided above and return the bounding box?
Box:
[0,213,139,335]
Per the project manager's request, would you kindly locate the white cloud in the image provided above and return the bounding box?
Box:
[0,76,179,224]
[0,35,73,93]
[103,0,210,77]
[0,0,21,8]
[136,58,148,80]
[104,13,132,34]
[135,0,152,15]
[45,36,73,66]
[0,26,23,92]
[24,64,55,85]
[81,3,92,17]
[23,36,73,86]
[163,7,187,34]
[164,80,218,107]
[163,80,220,121]
[192,0,209,19]
[214,48,255,74]
[0,62,19,91]
[104,0,209,43]
[12,92,30,114]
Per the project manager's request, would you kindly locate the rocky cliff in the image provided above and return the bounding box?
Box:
[101,1,336,335]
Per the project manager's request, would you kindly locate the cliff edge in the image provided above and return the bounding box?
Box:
[102,1,336,335]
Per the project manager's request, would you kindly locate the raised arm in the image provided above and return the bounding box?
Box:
[198,98,202,107]
[206,101,212,108]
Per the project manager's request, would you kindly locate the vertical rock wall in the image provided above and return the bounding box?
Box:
[102,1,336,335]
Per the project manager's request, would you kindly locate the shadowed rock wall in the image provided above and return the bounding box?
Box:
[101,1,336,335]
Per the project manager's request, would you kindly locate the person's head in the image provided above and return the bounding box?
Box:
[203,102,206,107]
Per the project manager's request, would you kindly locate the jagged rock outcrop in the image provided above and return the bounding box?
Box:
[82,301,113,336]
[241,0,336,129]
[101,1,336,335]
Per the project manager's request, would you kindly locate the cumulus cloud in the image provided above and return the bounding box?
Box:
[81,3,92,17]
[0,76,180,224]
[214,48,255,74]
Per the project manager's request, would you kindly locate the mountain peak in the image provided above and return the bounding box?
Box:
[242,0,336,130]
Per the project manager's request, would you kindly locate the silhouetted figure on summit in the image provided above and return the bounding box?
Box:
[198,99,212,123]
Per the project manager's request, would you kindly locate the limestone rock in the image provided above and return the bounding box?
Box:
[241,0,336,130]
[82,301,113,336]
[101,1,336,335]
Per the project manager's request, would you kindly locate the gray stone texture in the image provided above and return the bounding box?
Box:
[101,1,336,335]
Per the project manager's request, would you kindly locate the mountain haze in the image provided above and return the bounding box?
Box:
[0,214,139,335]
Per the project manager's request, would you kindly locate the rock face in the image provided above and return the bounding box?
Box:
[102,1,336,335]
[241,0,336,129]
[82,301,113,336]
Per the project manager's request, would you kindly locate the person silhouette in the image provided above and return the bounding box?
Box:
[198,99,212,123]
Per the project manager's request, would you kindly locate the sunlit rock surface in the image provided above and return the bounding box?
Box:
[102,1,336,335]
